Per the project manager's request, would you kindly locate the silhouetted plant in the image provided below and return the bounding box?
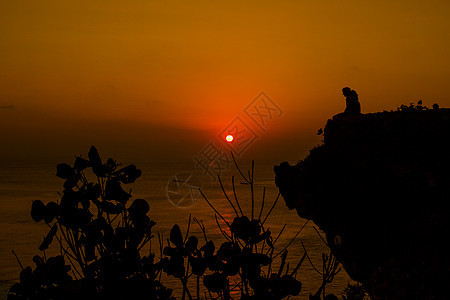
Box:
[8,255,73,300]
[193,154,308,299]
[155,155,311,299]
[9,146,174,299]
[397,100,430,112]
[296,227,341,300]
[9,147,350,300]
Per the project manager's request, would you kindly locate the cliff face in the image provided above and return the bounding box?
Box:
[275,109,450,299]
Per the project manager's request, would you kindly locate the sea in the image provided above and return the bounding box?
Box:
[0,159,352,299]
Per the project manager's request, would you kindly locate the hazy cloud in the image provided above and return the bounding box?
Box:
[0,105,15,109]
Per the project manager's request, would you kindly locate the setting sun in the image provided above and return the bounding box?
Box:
[226,134,234,142]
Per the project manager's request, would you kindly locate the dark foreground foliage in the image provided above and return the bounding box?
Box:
[9,147,347,299]
[9,146,173,299]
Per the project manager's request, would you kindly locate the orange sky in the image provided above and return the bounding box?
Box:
[1,1,450,163]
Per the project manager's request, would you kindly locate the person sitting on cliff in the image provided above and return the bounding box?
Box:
[342,87,361,115]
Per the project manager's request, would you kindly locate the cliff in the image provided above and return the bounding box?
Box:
[274,107,450,299]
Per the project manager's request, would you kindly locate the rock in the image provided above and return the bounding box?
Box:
[275,108,450,299]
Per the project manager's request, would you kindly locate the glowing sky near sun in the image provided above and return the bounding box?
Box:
[1,0,450,162]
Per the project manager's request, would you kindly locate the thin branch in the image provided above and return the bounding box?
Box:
[199,188,230,228]
[11,250,23,270]
[231,176,244,216]
[218,175,239,217]
[276,250,288,278]
[301,241,323,276]
[231,152,250,184]
[261,193,281,226]
[158,232,163,282]
[272,224,287,249]
[290,252,307,277]
[158,233,163,260]
[273,220,309,259]
[257,187,266,221]
[215,214,232,242]
[285,263,290,276]
[52,228,83,278]
[193,217,208,242]
[184,214,192,243]
[313,226,328,247]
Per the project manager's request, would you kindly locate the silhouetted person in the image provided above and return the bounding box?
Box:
[342,87,361,114]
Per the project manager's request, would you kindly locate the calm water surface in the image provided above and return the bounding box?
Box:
[0,160,352,299]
